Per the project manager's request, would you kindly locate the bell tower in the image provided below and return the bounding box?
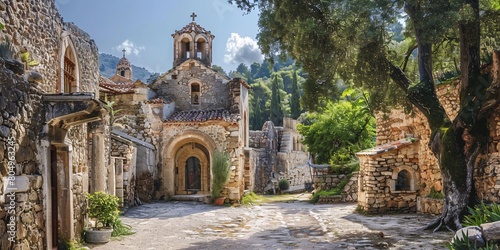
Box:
[172,13,214,67]
[116,49,133,81]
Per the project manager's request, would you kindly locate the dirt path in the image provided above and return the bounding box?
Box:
[89,194,452,249]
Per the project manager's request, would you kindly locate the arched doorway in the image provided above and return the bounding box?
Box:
[174,142,210,195]
[185,157,201,190]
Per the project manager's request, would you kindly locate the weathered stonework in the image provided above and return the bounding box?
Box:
[360,51,500,214]
[247,118,311,194]
[314,171,359,203]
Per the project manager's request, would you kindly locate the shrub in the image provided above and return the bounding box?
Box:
[278,179,290,191]
[463,202,500,227]
[211,150,230,199]
[87,192,119,229]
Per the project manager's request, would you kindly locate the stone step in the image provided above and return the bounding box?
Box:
[171,194,210,203]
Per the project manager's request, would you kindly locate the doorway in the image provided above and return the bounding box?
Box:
[185,157,201,190]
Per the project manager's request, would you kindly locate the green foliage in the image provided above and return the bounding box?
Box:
[211,64,227,77]
[278,179,290,191]
[448,231,497,250]
[87,192,120,229]
[290,70,301,119]
[58,240,88,250]
[329,161,359,175]
[111,218,134,237]
[463,202,500,227]
[427,187,444,199]
[241,192,260,205]
[211,150,230,199]
[298,88,375,164]
[269,74,284,126]
[310,177,349,204]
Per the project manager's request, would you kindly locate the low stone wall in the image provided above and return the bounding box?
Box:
[418,197,444,215]
[314,172,359,203]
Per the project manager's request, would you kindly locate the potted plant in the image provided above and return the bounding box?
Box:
[85,191,120,243]
[211,150,230,205]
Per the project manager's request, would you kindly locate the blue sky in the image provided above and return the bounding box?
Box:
[56,0,262,73]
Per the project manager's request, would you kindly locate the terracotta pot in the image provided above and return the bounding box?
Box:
[214,197,226,205]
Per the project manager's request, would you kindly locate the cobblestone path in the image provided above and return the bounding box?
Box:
[89,194,452,249]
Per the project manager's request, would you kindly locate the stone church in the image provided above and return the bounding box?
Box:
[147,17,250,201]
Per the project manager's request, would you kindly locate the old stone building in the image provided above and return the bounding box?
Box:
[247,118,311,193]
[146,18,250,202]
[356,51,500,214]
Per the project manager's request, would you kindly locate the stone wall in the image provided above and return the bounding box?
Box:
[151,60,230,111]
[0,0,103,247]
[0,2,99,95]
[0,0,63,93]
[315,172,359,203]
[0,63,45,249]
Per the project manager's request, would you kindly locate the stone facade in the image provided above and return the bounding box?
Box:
[357,141,420,213]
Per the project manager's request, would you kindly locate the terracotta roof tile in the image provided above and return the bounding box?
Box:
[99,75,136,94]
[164,109,239,123]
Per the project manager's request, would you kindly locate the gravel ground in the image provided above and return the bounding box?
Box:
[88,194,453,250]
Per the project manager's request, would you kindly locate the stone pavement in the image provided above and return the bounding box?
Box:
[89,194,452,249]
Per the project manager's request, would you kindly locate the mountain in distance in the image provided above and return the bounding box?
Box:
[99,53,155,82]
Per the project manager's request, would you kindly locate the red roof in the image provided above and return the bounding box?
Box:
[164,109,239,123]
[99,75,135,94]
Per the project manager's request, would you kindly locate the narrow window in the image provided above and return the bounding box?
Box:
[63,46,76,93]
[120,70,125,77]
[191,83,200,105]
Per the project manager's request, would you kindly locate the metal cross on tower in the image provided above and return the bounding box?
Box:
[190,12,197,22]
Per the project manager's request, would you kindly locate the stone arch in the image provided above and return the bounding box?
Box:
[162,130,218,196]
[194,34,209,59]
[59,33,80,93]
[175,143,210,194]
[390,166,418,192]
[178,33,194,59]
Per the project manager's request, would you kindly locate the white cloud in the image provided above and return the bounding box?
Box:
[114,39,145,56]
[224,33,263,66]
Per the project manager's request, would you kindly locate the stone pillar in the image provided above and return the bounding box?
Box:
[115,158,124,206]
[108,157,116,196]
[91,123,107,193]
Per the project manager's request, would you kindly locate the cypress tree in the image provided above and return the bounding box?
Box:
[270,74,283,126]
[290,70,301,119]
